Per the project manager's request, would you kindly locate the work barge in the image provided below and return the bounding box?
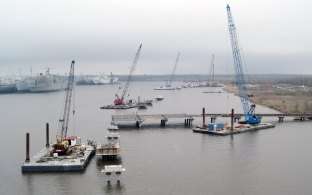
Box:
[192,108,276,136]
[21,124,95,172]
[193,123,275,136]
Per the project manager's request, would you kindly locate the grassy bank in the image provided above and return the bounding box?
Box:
[224,84,312,114]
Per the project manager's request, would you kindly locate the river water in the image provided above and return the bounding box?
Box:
[0,81,311,195]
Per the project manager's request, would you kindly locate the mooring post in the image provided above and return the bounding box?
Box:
[25,133,30,163]
[202,107,206,127]
[46,123,49,147]
[231,109,234,131]
[136,121,140,128]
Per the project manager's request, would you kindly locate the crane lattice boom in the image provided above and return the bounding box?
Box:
[226,4,260,124]
[207,54,215,85]
[114,44,142,105]
[59,60,75,140]
[167,52,180,87]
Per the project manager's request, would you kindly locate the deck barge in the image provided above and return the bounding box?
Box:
[193,123,275,136]
[21,144,95,172]
[100,104,138,109]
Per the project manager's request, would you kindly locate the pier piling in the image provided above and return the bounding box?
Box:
[161,120,166,127]
[202,107,206,126]
[136,121,141,128]
[46,123,49,147]
[231,109,234,131]
[25,133,30,163]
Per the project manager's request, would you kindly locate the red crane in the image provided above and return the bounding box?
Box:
[114,44,142,105]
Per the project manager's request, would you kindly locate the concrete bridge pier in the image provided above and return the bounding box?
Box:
[161,120,167,127]
[184,119,193,127]
[278,116,284,122]
[136,121,142,128]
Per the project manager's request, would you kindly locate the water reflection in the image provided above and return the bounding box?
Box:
[24,174,33,195]
[103,180,125,194]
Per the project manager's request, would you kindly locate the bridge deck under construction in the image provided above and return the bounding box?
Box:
[111,113,312,128]
[112,114,195,128]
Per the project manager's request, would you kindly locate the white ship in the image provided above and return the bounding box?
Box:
[76,73,119,85]
[0,77,16,93]
[28,69,66,93]
[15,76,35,92]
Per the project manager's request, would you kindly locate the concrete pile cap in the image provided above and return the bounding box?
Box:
[101,165,126,173]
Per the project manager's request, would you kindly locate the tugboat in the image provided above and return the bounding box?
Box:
[96,128,122,159]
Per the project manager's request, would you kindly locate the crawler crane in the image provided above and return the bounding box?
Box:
[52,60,75,154]
[226,5,261,124]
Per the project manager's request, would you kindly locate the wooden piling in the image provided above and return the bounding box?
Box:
[136,121,140,128]
[46,123,49,147]
[161,120,166,127]
[25,133,30,163]
[231,109,234,131]
[202,107,205,126]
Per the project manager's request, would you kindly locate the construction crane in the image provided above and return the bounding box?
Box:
[114,44,142,105]
[166,52,180,88]
[226,4,261,124]
[52,60,75,154]
[207,54,215,86]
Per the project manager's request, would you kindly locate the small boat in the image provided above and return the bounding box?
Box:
[155,95,164,101]
[154,86,175,90]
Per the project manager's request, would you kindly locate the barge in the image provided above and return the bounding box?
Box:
[21,142,95,172]
[193,122,275,136]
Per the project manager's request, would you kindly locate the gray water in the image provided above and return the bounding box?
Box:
[1,81,312,195]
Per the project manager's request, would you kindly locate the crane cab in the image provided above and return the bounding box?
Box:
[52,140,69,154]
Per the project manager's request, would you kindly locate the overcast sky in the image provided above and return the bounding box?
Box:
[0,0,311,76]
